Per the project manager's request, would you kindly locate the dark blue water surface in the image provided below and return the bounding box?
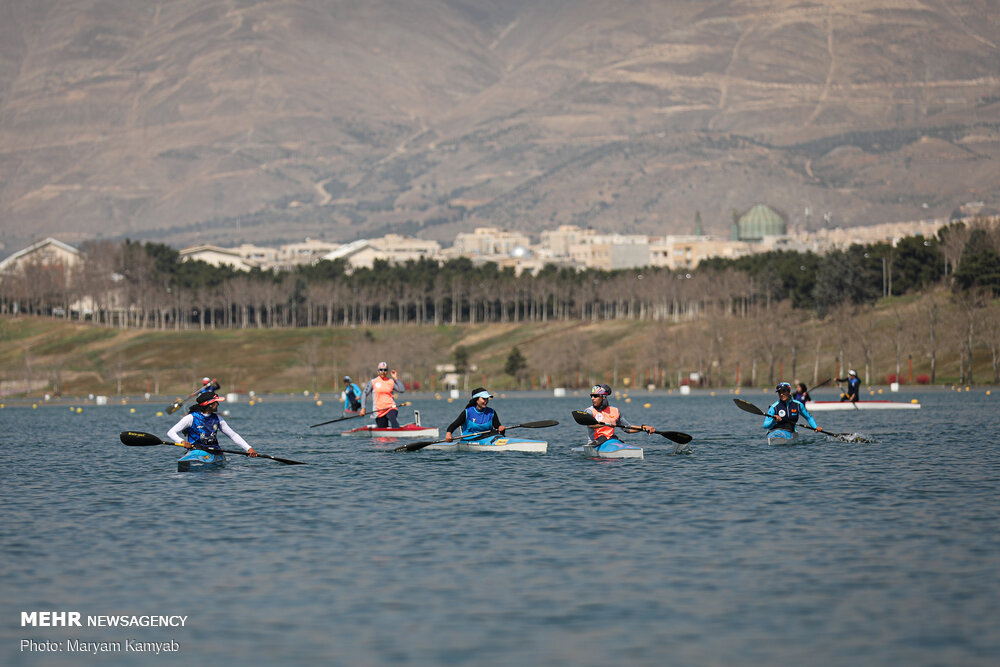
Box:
[2,388,998,666]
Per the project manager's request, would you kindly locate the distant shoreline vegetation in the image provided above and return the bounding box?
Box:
[0,219,998,396]
[1,219,997,328]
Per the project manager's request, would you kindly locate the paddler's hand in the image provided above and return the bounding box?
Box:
[641,424,654,434]
[444,432,453,442]
[180,442,194,450]
[247,448,259,457]
[498,425,505,435]
[359,408,366,416]
[814,427,823,433]
[390,369,398,380]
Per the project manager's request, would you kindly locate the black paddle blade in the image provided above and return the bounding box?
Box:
[657,430,693,445]
[120,431,166,447]
[258,454,306,465]
[733,398,764,416]
[571,410,597,426]
[166,400,182,414]
[513,420,559,428]
[394,439,442,453]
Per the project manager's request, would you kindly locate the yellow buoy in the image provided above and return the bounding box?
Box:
[625,397,631,403]
[710,391,716,397]
[129,408,136,413]
[156,411,164,417]
[32,403,38,409]
[911,399,919,403]
[76,407,82,413]
[643,403,651,408]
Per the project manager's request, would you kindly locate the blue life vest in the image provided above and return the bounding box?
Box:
[463,405,496,435]
[343,383,361,411]
[768,399,801,432]
[186,412,221,449]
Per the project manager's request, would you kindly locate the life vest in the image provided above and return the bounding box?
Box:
[371,376,398,417]
[463,405,496,435]
[344,383,361,411]
[186,412,221,449]
[590,405,620,440]
[768,399,801,432]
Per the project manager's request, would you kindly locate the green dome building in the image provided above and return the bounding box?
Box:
[731,204,787,241]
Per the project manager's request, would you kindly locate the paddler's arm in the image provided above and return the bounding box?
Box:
[444,413,466,442]
[492,414,505,435]
[391,372,405,393]
[762,405,779,429]
[359,380,374,416]
[219,420,258,456]
[800,405,821,431]
[167,414,194,447]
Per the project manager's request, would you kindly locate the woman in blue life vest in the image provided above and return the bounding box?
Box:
[763,382,822,436]
[582,384,654,444]
[167,393,258,456]
[342,375,362,414]
[444,388,506,441]
[835,369,861,402]
[794,382,812,403]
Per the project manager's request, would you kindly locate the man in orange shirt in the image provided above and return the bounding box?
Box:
[359,361,406,428]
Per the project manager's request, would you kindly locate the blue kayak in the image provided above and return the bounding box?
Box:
[177,448,226,472]
[573,438,644,459]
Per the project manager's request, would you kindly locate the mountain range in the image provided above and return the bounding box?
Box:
[1,0,998,255]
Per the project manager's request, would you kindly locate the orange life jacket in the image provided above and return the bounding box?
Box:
[371,376,398,417]
[590,405,620,440]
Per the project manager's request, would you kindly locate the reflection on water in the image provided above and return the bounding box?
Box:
[2,390,998,665]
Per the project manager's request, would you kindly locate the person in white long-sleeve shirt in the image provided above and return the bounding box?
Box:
[167,393,258,456]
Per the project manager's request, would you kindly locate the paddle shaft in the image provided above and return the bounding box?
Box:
[167,380,221,414]
[311,402,411,428]
[119,431,305,465]
[732,398,848,438]
[571,410,692,445]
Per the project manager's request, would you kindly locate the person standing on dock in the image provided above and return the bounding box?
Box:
[342,376,362,414]
[444,388,506,441]
[835,370,861,403]
[582,384,653,444]
[167,393,257,456]
[359,361,406,428]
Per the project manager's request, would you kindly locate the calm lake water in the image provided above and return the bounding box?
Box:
[2,388,998,666]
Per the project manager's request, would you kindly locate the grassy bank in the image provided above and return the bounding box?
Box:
[1,289,997,399]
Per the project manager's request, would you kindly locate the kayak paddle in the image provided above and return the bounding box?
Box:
[394,419,559,453]
[167,379,220,414]
[570,410,693,445]
[310,402,411,428]
[119,431,306,465]
[731,398,869,441]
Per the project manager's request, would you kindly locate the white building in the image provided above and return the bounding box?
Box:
[451,227,532,257]
[178,244,256,271]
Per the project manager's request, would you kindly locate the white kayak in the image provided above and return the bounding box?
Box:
[766,429,799,446]
[422,434,547,453]
[807,400,920,411]
[458,434,547,453]
[341,424,440,438]
[572,438,643,459]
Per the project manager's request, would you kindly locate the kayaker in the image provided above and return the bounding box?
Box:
[195,377,219,401]
[359,361,406,428]
[763,382,822,436]
[342,375,362,414]
[167,393,258,456]
[835,369,861,402]
[444,387,506,441]
[794,382,811,403]
[582,384,654,444]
